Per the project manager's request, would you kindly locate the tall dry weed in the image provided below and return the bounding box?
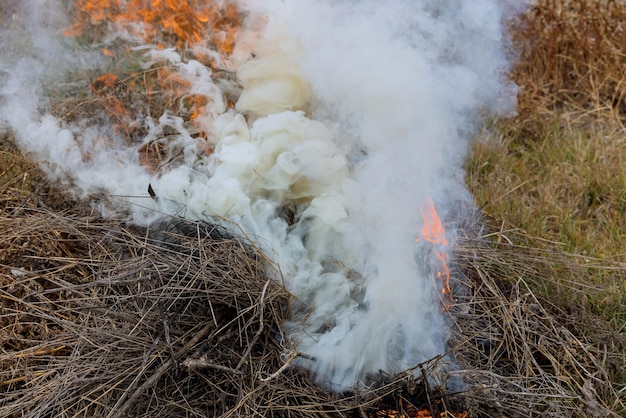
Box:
[511,0,626,126]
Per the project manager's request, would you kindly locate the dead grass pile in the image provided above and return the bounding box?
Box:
[0,189,284,416]
[0,144,441,417]
[1,142,623,417]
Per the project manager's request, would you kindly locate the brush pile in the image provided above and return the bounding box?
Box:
[1,140,622,417]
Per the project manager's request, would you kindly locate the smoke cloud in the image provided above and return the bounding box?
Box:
[0,0,521,389]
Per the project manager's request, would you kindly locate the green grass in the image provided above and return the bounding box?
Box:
[467,117,626,328]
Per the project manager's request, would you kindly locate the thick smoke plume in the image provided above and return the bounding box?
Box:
[0,0,520,389]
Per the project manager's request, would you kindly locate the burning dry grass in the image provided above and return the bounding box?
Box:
[1,141,623,417]
[65,0,240,53]
[3,0,626,416]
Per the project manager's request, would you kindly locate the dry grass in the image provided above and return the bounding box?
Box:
[510,0,626,128]
[0,146,431,417]
[1,143,624,417]
[469,0,626,322]
[468,120,626,328]
[467,0,626,412]
[452,224,626,417]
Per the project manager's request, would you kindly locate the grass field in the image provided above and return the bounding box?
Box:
[1,0,626,416]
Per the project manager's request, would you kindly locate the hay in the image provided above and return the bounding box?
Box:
[510,0,626,128]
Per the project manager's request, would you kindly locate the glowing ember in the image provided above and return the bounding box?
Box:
[417,198,452,303]
[377,407,468,417]
[378,411,467,418]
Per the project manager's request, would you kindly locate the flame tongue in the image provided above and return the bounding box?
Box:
[419,198,449,247]
[418,198,452,303]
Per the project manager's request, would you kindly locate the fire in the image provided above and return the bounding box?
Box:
[155,67,211,120]
[64,0,240,53]
[417,198,452,303]
[62,0,243,151]
[377,403,468,418]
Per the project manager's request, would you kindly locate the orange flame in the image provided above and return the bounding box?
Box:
[63,1,243,143]
[377,398,468,417]
[64,0,240,53]
[417,198,452,303]
[88,73,134,131]
[419,199,449,247]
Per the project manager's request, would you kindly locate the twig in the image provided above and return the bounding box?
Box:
[259,350,299,382]
[110,322,213,418]
[236,279,270,370]
[181,356,244,375]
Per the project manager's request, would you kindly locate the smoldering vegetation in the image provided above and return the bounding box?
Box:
[0,0,520,388]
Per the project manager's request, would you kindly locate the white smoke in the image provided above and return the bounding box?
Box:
[0,0,521,389]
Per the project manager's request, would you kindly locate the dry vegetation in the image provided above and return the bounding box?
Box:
[2,142,623,417]
[469,0,626,334]
[468,0,626,413]
[2,0,626,416]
